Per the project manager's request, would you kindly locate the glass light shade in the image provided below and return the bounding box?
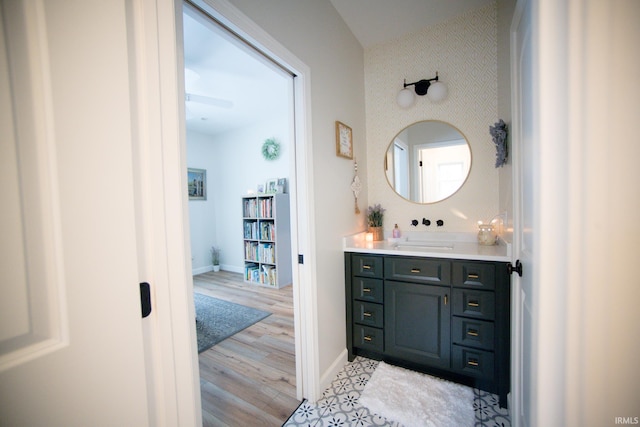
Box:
[427,81,447,102]
[396,88,415,108]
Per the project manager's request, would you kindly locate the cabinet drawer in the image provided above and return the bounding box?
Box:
[453,261,495,290]
[452,289,495,320]
[384,257,451,285]
[452,316,495,350]
[452,345,495,380]
[352,255,384,278]
[352,277,383,303]
[353,325,384,352]
[353,301,383,328]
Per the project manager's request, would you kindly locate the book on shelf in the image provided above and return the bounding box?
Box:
[243,198,258,218]
[244,263,260,282]
[259,221,275,240]
[258,243,275,264]
[261,265,277,286]
[244,220,258,239]
[244,241,259,261]
[258,197,273,218]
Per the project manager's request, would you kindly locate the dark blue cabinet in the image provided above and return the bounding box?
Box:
[345,252,510,408]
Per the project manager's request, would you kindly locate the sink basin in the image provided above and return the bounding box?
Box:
[394,241,454,251]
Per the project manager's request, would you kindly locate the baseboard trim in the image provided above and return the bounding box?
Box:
[192,265,213,275]
[192,264,244,275]
[318,348,348,397]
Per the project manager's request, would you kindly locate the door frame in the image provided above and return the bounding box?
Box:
[508,0,528,424]
[180,0,317,402]
[138,2,318,422]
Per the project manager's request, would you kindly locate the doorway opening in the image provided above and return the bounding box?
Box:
[182,1,305,423]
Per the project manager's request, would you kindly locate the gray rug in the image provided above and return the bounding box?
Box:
[194,293,271,353]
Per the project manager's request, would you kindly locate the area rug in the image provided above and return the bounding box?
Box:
[194,293,271,353]
[358,361,475,427]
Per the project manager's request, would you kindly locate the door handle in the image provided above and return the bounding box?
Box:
[140,282,152,318]
[508,260,523,277]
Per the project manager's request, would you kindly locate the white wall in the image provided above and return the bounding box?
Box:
[225,0,367,386]
[364,2,499,232]
[187,130,218,274]
[187,112,290,274]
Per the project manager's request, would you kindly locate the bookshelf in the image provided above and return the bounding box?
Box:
[242,193,292,288]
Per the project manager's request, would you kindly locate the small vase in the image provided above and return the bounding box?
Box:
[213,265,220,272]
[477,223,497,246]
[369,226,384,241]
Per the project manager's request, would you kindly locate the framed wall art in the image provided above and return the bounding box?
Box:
[187,168,206,200]
[265,178,278,193]
[335,121,353,159]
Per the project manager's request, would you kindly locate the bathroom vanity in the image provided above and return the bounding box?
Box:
[344,233,511,407]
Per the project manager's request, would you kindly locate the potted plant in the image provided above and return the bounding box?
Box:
[367,204,385,241]
[210,246,221,272]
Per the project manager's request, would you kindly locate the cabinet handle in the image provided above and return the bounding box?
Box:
[444,294,448,305]
[468,359,479,367]
[363,336,372,342]
[467,329,479,337]
[363,312,372,317]
[468,273,479,279]
[468,301,480,307]
[362,288,372,293]
[362,265,372,270]
[410,268,421,273]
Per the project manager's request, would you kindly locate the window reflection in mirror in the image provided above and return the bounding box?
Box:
[385,121,471,204]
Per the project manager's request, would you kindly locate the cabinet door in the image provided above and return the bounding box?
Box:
[384,280,451,369]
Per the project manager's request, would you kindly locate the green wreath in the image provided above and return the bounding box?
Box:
[262,138,280,161]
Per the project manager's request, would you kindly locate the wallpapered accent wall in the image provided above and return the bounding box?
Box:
[364,2,499,233]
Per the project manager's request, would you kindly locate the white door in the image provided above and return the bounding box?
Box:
[510,0,534,426]
[0,2,150,425]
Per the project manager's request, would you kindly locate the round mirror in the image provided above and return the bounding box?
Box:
[385,120,471,204]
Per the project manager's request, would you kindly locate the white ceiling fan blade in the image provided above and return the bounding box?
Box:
[185,93,233,109]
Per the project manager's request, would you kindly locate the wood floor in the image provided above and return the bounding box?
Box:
[193,270,300,426]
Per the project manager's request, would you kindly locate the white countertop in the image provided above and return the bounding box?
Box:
[343,231,511,262]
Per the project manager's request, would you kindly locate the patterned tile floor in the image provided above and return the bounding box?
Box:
[283,357,510,427]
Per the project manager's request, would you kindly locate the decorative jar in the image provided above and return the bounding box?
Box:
[477,223,497,246]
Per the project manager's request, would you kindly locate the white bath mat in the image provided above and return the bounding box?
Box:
[358,361,475,427]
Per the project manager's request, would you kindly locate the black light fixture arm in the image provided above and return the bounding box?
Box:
[403,72,439,96]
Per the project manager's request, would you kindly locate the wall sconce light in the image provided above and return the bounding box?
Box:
[396,72,448,108]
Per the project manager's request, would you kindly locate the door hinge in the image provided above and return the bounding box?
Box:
[140,282,152,318]
[507,260,523,277]
[298,254,304,264]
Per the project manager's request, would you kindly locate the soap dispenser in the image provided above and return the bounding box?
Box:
[392,224,401,238]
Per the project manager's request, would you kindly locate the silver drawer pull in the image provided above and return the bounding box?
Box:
[411,268,421,273]
[468,301,480,307]
[363,312,372,317]
[467,329,479,337]
[468,359,479,367]
[362,288,372,293]
[363,336,373,342]
[468,273,479,279]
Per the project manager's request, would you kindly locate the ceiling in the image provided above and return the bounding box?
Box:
[329,0,493,48]
[183,0,493,136]
[183,5,290,137]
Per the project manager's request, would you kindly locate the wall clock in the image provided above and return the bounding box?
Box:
[335,121,353,159]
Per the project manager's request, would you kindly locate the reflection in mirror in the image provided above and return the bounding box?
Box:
[385,121,471,204]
